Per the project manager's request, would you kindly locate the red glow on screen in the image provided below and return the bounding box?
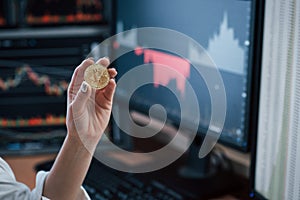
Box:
[135,48,190,97]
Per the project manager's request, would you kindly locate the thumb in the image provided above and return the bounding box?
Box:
[72,81,91,115]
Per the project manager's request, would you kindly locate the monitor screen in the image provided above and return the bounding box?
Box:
[0,51,108,155]
[251,0,300,199]
[0,26,107,155]
[112,0,258,150]
[0,0,107,28]
[26,0,104,26]
[0,59,70,154]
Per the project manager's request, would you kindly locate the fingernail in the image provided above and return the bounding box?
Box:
[104,56,110,62]
[87,57,94,60]
[81,81,88,93]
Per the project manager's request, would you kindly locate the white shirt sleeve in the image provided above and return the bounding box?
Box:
[0,157,90,200]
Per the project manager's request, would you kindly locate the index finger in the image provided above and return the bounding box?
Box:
[68,58,94,103]
[96,57,110,67]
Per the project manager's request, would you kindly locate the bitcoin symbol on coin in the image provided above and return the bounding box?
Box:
[84,64,110,89]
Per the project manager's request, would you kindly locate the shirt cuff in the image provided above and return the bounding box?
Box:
[35,171,91,200]
[33,170,49,199]
[79,186,91,200]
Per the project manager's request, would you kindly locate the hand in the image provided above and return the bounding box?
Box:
[66,57,117,152]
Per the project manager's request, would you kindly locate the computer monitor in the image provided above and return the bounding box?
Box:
[111,0,263,175]
[250,0,300,199]
[0,0,109,155]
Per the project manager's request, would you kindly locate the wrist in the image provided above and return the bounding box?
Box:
[66,131,98,154]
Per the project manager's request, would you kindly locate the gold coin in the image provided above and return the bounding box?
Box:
[84,63,110,89]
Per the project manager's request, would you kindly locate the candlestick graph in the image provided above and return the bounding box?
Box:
[134,47,190,97]
[0,62,70,129]
[26,0,104,25]
[0,114,66,128]
[0,65,69,96]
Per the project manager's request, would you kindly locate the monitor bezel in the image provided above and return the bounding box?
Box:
[248,0,267,199]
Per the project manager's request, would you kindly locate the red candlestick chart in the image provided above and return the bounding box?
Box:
[134,47,190,97]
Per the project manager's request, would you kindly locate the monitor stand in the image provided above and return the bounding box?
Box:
[173,136,243,199]
[178,137,217,179]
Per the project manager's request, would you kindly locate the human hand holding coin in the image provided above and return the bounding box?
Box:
[67,57,117,151]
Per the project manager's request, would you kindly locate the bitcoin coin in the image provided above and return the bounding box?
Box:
[84,63,110,89]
